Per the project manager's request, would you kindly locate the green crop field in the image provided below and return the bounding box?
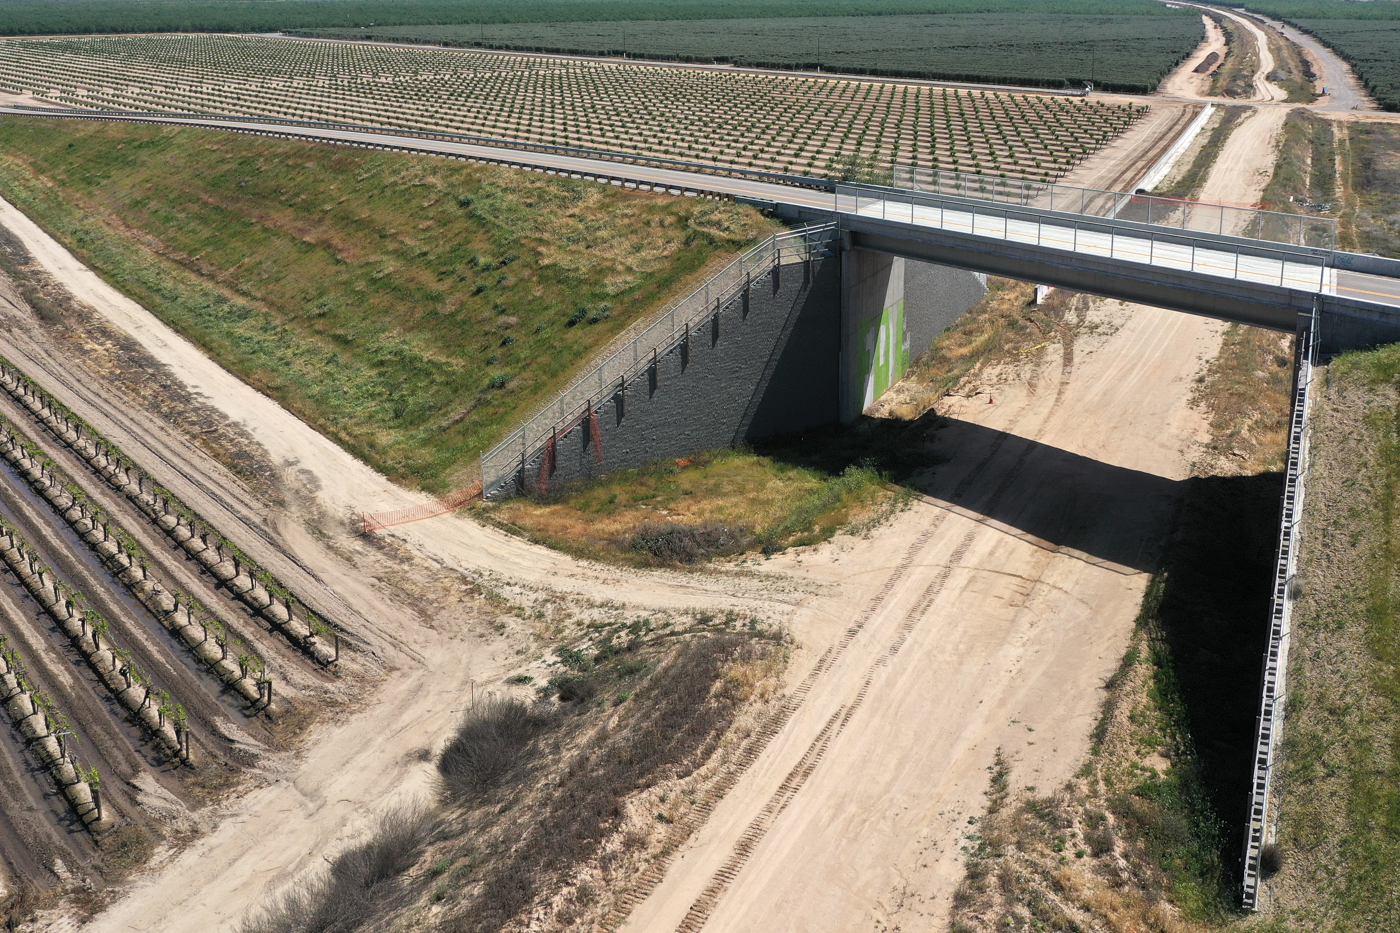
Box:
[296,12,1202,94]
[0,34,1148,182]
[0,0,1195,37]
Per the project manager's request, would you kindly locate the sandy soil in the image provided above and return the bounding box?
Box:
[1196,105,1287,215]
[1059,101,1199,192]
[1159,14,1228,100]
[620,297,1224,933]
[1228,9,1288,104]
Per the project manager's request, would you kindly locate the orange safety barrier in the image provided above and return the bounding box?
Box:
[362,481,483,534]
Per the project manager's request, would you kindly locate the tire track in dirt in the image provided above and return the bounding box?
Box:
[672,526,980,933]
[656,333,1080,932]
[601,518,948,927]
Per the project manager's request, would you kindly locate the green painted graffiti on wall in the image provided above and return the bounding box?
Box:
[857,297,910,410]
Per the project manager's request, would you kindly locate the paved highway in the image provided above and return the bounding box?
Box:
[2,105,1397,311]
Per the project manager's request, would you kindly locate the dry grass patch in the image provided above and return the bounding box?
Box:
[1191,324,1295,474]
[483,448,898,565]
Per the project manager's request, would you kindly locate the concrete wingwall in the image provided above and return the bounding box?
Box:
[507,250,985,496]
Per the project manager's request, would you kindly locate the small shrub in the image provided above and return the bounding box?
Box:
[1260,842,1285,877]
[487,372,510,390]
[437,699,552,803]
[627,521,747,564]
[240,805,438,933]
[550,674,599,704]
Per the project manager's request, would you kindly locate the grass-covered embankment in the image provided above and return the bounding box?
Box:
[1265,349,1400,929]
[0,117,772,491]
[1341,121,1400,258]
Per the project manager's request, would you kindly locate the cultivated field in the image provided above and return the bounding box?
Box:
[297,11,1204,94]
[0,320,343,905]
[0,34,1148,181]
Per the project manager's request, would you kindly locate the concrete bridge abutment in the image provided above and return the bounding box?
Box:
[507,246,986,496]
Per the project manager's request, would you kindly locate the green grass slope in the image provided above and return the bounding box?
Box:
[0,117,771,490]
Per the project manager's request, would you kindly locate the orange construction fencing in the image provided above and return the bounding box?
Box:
[362,481,482,534]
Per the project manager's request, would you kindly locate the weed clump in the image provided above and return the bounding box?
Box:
[437,699,552,804]
[447,634,770,932]
[627,520,747,563]
[240,804,438,933]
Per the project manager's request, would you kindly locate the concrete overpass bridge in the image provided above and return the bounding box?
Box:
[3,104,1398,467]
[4,103,1396,911]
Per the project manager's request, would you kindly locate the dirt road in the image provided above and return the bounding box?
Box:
[1198,105,1287,214]
[1251,14,1375,112]
[621,295,1223,932]
[1159,14,1228,100]
[1159,4,1288,104]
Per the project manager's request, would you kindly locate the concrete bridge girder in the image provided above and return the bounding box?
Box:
[841,214,1400,354]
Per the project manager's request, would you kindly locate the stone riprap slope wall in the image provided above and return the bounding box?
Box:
[510,254,984,495]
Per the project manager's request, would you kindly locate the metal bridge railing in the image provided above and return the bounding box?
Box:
[1240,306,1317,910]
[890,164,1336,251]
[836,182,1333,293]
[480,222,839,496]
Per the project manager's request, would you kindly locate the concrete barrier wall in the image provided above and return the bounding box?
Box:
[505,251,986,496]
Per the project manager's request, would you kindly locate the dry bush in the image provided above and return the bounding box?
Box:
[437,699,553,804]
[626,521,748,563]
[444,634,766,933]
[240,805,438,933]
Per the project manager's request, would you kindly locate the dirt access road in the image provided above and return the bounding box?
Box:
[621,296,1223,932]
[1156,3,1375,113]
[619,76,1293,929]
[1159,12,1229,100]
[0,79,1270,931]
